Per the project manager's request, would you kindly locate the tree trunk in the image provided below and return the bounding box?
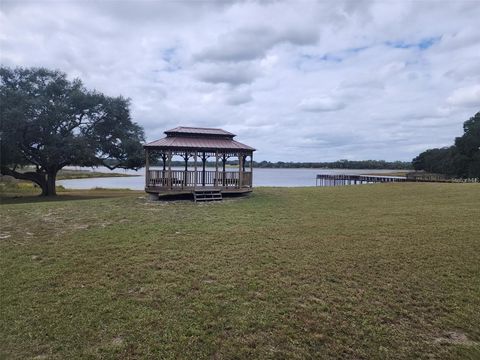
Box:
[43,171,57,196]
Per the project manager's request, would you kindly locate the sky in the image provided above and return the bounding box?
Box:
[1,0,479,162]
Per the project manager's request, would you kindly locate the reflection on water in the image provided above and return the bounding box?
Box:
[58,167,406,190]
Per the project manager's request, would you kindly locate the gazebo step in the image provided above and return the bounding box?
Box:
[194,189,223,202]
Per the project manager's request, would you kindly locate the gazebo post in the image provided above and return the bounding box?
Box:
[250,152,253,187]
[162,153,167,171]
[201,152,206,186]
[168,150,172,189]
[184,151,189,189]
[238,153,243,188]
[222,155,227,186]
[145,148,149,188]
[215,151,219,188]
[161,152,167,185]
[194,151,198,189]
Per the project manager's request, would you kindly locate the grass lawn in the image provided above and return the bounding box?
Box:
[1,184,479,359]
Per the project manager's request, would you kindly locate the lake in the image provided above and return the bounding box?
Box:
[58,167,405,190]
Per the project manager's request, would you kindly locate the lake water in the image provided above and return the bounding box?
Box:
[58,167,405,190]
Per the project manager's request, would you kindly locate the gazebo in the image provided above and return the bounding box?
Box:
[144,127,255,200]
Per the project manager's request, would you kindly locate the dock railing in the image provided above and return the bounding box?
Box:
[315,174,479,186]
[315,174,406,187]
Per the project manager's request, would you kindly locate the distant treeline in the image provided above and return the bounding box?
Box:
[413,112,480,178]
[248,160,411,169]
[153,159,412,169]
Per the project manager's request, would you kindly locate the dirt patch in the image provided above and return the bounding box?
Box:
[434,331,478,346]
[33,355,48,360]
[111,336,124,347]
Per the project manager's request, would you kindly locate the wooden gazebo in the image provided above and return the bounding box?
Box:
[144,127,255,200]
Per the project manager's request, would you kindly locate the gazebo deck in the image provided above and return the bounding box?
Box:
[145,186,253,195]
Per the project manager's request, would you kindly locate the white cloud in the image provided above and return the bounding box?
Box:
[196,25,319,62]
[225,89,253,106]
[299,97,346,112]
[447,85,480,107]
[195,62,260,86]
[1,0,479,161]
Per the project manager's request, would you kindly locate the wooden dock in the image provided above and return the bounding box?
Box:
[316,174,405,187]
[315,174,479,186]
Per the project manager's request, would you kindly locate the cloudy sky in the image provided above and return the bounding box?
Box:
[1,0,479,161]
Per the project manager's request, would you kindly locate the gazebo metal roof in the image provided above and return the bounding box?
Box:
[164,126,235,137]
[144,126,255,152]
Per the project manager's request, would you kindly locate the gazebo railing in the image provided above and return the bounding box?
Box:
[147,170,252,189]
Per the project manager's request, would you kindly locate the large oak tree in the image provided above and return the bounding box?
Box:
[0,67,145,195]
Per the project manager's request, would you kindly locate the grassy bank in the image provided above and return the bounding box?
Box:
[56,169,139,180]
[1,184,479,359]
[0,168,137,187]
[0,168,138,197]
[0,182,136,199]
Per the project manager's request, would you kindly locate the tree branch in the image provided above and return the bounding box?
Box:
[0,166,46,187]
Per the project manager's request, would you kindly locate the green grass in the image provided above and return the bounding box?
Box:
[1,184,479,359]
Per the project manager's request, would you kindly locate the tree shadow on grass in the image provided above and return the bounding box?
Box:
[0,190,142,205]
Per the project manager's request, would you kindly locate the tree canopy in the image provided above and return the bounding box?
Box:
[0,67,145,195]
[412,112,480,178]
